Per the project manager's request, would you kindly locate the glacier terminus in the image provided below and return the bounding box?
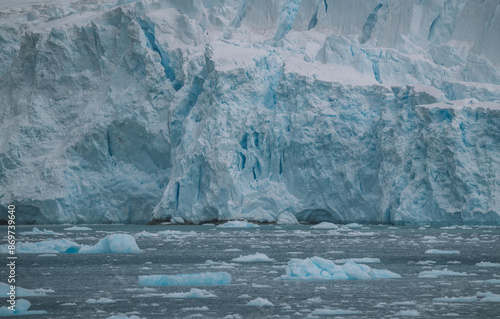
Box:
[0,0,499,225]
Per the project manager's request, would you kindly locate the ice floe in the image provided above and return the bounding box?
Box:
[139,272,231,286]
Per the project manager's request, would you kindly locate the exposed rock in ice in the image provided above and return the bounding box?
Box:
[277,257,401,281]
[246,297,274,306]
[425,249,460,255]
[277,212,299,225]
[138,272,231,286]
[232,253,274,262]
[79,234,140,253]
[218,221,260,228]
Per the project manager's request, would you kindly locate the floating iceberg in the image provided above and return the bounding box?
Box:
[20,227,62,236]
[394,310,420,317]
[311,309,362,316]
[0,299,47,316]
[0,283,50,297]
[79,234,140,254]
[333,258,380,264]
[425,249,460,255]
[218,221,260,228]
[246,298,274,306]
[64,226,92,231]
[277,212,299,225]
[85,298,116,304]
[311,222,339,229]
[106,315,141,319]
[277,257,401,281]
[418,268,469,278]
[0,239,81,254]
[139,272,231,286]
[0,234,140,254]
[232,253,274,263]
[164,289,216,298]
[476,262,500,268]
[433,292,500,303]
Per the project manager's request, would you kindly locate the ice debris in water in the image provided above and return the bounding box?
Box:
[85,298,116,304]
[0,283,51,297]
[79,234,140,253]
[277,212,299,225]
[433,292,500,303]
[276,257,401,281]
[246,298,274,306]
[164,289,216,298]
[0,234,140,254]
[394,310,420,317]
[139,272,231,286]
[106,315,141,319]
[217,221,260,228]
[418,268,469,278]
[310,308,362,315]
[232,253,274,262]
[425,249,460,255]
[311,222,339,229]
[64,226,92,231]
[20,227,62,235]
[476,262,500,268]
[0,299,47,316]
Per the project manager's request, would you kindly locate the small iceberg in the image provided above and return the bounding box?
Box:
[20,227,62,236]
[79,234,140,254]
[139,272,231,286]
[0,283,52,297]
[232,253,274,262]
[64,226,92,231]
[311,308,361,315]
[0,299,47,316]
[418,268,469,278]
[425,249,460,255]
[164,288,216,298]
[276,257,401,281]
[246,297,274,306]
[311,222,339,229]
[218,221,259,228]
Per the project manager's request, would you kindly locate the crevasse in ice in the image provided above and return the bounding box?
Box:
[0,0,499,225]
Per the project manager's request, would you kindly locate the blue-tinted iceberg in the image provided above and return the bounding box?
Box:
[0,299,47,316]
[79,234,140,254]
[277,257,401,281]
[138,272,231,286]
[0,0,499,226]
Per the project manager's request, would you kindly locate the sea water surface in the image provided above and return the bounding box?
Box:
[1,224,499,318]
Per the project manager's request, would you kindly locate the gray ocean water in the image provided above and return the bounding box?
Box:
[1,224,499,318]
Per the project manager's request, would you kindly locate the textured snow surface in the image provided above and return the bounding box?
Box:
[0,0,499,225]
[277,256,401,280]
[138,272,231,286]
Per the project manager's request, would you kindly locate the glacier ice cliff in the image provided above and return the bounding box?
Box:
[0,0,499,225]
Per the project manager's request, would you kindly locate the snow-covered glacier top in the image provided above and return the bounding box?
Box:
[0,0,499,225]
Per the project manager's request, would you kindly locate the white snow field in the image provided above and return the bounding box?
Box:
[138,272,231,286]
[0,0,499,225]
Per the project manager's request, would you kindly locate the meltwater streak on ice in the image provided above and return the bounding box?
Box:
[0,0,499,225]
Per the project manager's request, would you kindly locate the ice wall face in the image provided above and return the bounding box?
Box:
[0,0,499,225]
